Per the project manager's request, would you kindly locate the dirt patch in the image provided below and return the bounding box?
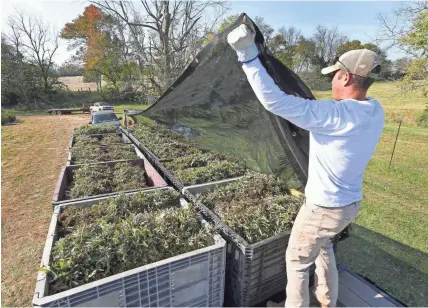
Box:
[1,114,89,307]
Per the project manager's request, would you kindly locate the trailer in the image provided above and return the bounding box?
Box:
[47,105,90,115]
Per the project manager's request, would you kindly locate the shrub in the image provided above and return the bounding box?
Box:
[1,110,16,125]
[417,105,428,128]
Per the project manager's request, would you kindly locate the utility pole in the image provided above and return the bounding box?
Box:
[389,118,403,168]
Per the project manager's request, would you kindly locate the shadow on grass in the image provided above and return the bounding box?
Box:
[336,224,428,307]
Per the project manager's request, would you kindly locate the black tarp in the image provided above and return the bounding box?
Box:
[127,13,314,188]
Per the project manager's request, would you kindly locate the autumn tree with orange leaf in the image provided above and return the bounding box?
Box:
[60,5,107,91]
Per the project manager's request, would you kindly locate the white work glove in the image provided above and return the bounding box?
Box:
[227,19,259,63]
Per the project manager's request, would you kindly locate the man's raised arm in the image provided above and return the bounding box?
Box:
[227,21,340,133]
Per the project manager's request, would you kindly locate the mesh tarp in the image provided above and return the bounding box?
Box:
[127,14,314,187]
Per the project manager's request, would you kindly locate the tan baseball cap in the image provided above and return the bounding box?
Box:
[321,49,381,78]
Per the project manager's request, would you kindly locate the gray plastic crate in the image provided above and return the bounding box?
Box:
[183,178,309,307]
[53,157,167,207]
[34,188,226,307]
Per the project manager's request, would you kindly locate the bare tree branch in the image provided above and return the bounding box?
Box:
[6,9,59,92]
[90,0,229,93]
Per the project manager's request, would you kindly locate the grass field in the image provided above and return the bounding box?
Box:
[113,103,148,125]
[1,81,427,306]
[336,122,428,306]
[313,81,427,123]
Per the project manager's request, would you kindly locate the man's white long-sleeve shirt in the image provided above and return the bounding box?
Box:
[242,58,384,207]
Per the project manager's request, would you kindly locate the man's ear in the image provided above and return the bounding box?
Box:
[343,72,353,86]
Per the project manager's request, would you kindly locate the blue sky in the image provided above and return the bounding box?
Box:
[2,1,408,64]
[229,1,407,60]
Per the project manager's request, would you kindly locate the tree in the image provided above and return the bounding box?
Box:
[57,62,84,77]
[1,35,44,106]
[294,37,317,73]
[391,57,411,79]
[89,0,229,94]
[311,25,347,70]
[377,2,428,96]
[6,10,59,93]
[2,36,26,105]
[253,16,274,44]
[60,5,107,91]
[268,27,304,72]
[217,14,239,32]
[336,39,364,56]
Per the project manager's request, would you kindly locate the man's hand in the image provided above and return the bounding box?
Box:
[227,17,259,63]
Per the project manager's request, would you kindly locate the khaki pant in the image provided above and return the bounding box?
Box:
[285,200,360,308]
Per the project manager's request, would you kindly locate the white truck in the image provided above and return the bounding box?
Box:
[90,102,114,113]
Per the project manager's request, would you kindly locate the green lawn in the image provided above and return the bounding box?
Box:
[312,81,427,123]
[335,122,428,306]
[113,103,147,115]
[113,103,147,126]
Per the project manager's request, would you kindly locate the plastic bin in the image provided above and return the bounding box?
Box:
[182,178,312,307]
[34,188,227,307]
[52,157,167,207]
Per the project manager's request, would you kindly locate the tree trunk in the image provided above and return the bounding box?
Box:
[98,74,103,92]
[161,1,172,89]
[44,77,49,92]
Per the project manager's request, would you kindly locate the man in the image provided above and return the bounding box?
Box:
[227,19,384,307]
